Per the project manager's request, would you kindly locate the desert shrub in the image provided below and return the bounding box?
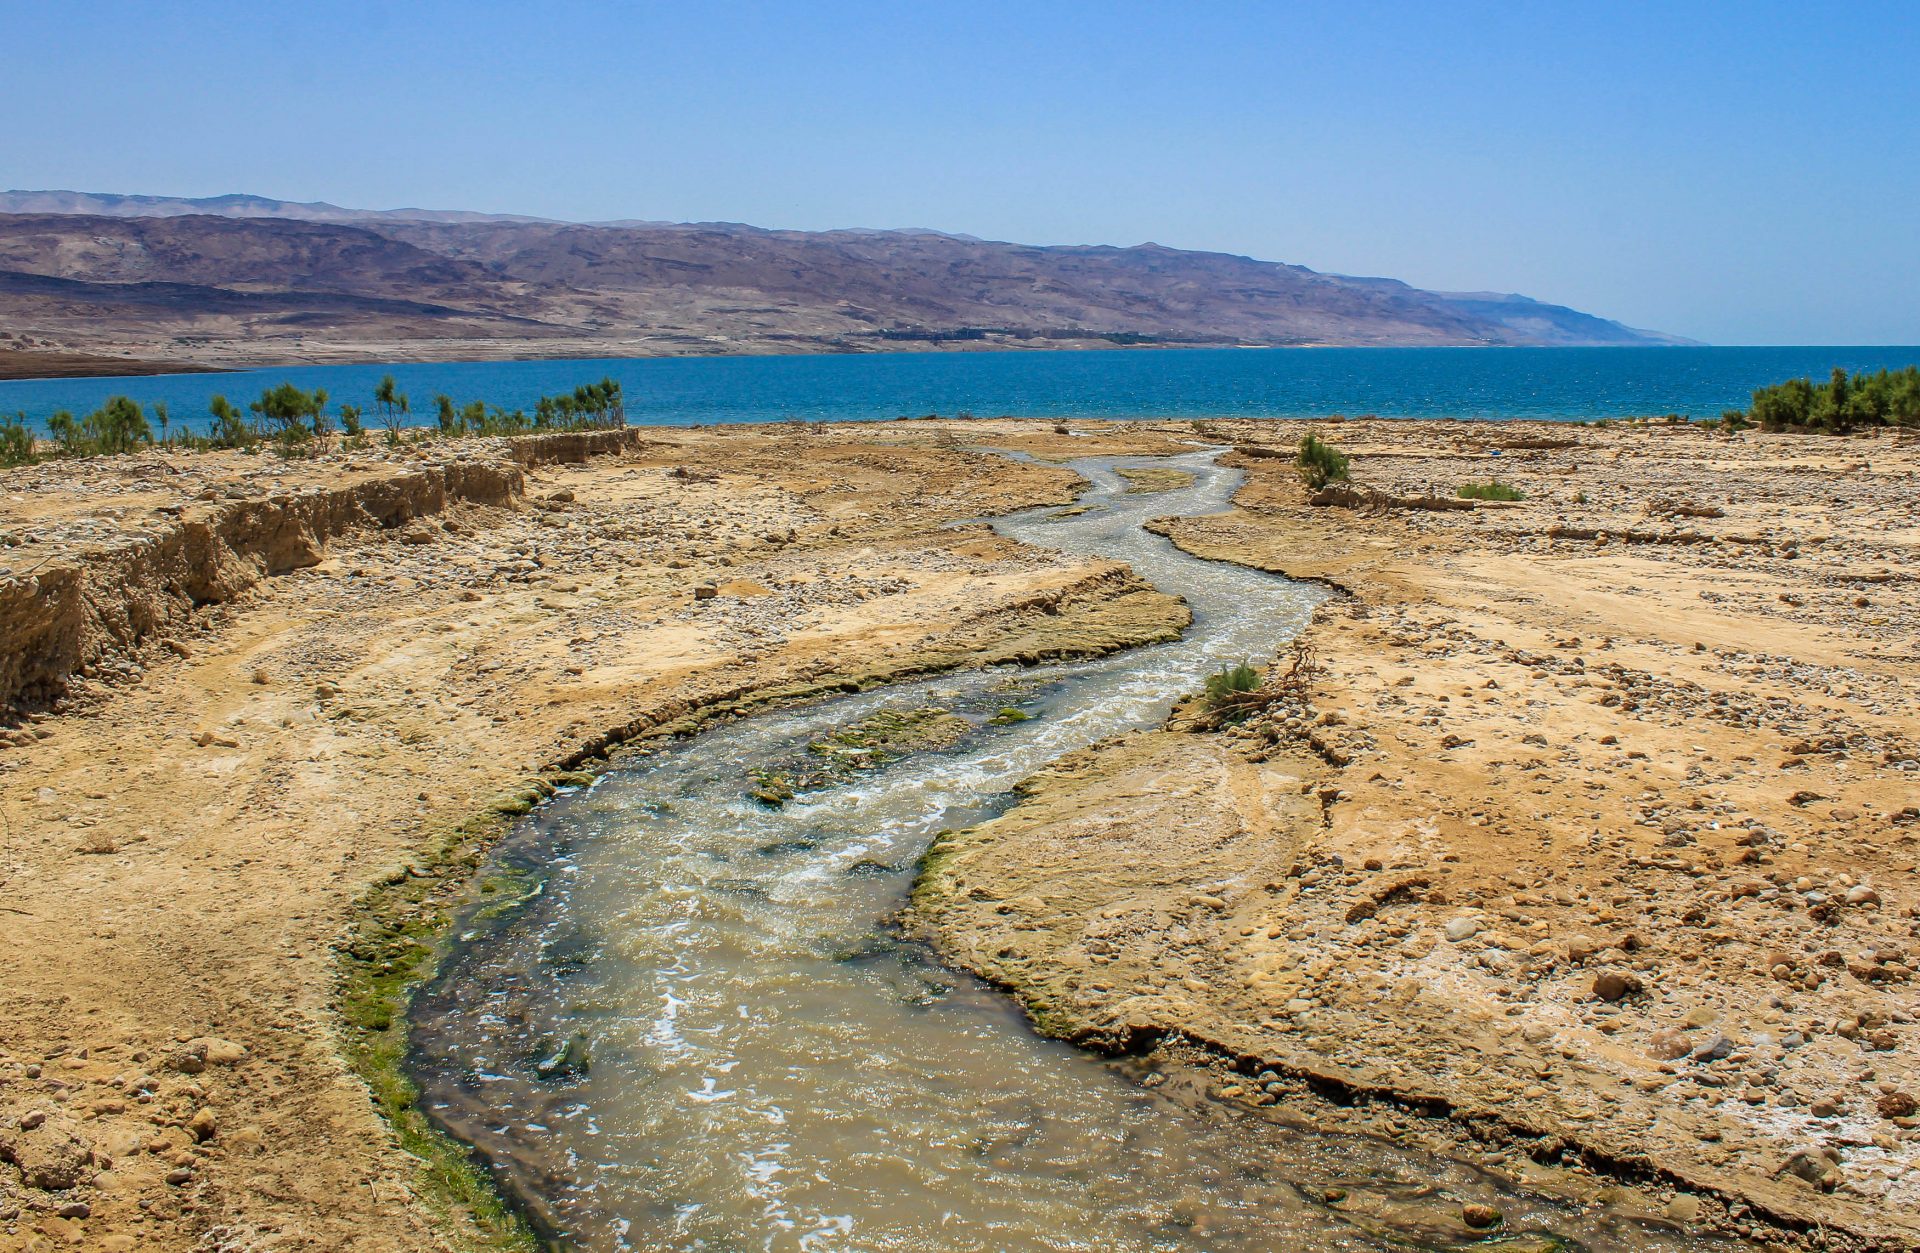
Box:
[340,404,364,437]
[1459,479,1525,501]
[82,396,152,454]
[251,382,323,437]
[207,395,258,449]
[1297,433,1351,488]
[1204,661,1262,705]
[0,413,36,466]
[1738,365,1920,432]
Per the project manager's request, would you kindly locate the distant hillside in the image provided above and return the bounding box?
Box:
[0,190,1693,370]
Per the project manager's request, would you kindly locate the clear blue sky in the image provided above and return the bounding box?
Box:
[7,1,1917,344]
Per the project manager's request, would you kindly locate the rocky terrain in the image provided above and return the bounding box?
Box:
[4,415,1912,1251]
[0,423,1186,1250]
[910,418,1920,1249]
[0,191,1687,372]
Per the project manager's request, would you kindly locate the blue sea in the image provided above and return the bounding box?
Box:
[2,346,1916,434]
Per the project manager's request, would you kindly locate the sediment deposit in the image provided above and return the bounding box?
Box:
[911,418,1920,1249]
[0,423,1183,1250]
[2,416,1915,1250]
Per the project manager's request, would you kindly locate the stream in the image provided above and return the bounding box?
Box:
[409,450,1744,1252]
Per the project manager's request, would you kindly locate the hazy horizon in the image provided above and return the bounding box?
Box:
[7,2,1918,346]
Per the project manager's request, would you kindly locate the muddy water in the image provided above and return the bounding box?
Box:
[411,451,1739,1252]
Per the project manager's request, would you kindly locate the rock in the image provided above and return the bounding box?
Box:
[1688,1032,1733,1062]
[1648,1027,1692,1061]
[189,1037,248,1066]
[0,1114,94,1189]
[54,1201,90,1219]
[1565,934,1603,963]
[1876,1091,1917,1119]
[1681,1006,1718,1029]
[1777,1147,1841,1191]
[1461,1202,1502,1229]
[164,1044,207,1075]
[692,584,718,601]
[1845,884,1880,907]
[18,1110,46,1131]
[1591,970,1642,1002]
[164,1165,193,1185]
[1664,1193,1701,1223]
[1444,917,1480,942]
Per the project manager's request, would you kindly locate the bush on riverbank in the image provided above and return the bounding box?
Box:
[1297,433,1351,488]
[1459,479,1525,501]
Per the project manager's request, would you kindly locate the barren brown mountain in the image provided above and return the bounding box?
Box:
[0,191,1687,372]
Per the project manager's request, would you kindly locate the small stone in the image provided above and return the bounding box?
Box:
[191,1037,248,1066]
[164,1165,193,1185]
[1876,1091,1917,1119]
[1845,885,1880,907]
[1648,1028,1691,1061]
[1444,917,1479,942]
[1592,970,1642,1002]
[1461,1202,1502,1229]
[693,584,718,601]
[55,1201,90,1219]
[1665,1193,1701,1223]
[186,1109,217,1143]
[1689,1032,1733,1061]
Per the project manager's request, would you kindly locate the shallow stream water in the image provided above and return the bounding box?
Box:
[410,450,1743,1252]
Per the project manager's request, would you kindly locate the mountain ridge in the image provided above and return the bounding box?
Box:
[0,190,1695,370]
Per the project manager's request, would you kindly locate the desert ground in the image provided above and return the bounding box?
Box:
[0,416,1914,1251]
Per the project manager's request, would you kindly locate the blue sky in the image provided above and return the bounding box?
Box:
[6,1,1917,344]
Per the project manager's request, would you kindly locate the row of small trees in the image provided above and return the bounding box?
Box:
[1726,366,1920,432]
[0,375,629,465]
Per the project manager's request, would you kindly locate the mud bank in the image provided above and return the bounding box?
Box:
[910,419,1920,1250]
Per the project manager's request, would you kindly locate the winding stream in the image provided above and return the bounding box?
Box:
[410,450,1741,1252]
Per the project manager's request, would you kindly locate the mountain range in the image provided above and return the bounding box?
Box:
[0,190,1692,374]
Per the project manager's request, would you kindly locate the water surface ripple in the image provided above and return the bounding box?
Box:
[410,450,1742,1252]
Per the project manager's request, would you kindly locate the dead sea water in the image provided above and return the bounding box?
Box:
[408,450,1749,1251]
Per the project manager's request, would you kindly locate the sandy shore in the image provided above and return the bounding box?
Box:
[2,416,1915,1250]
[911,418,1920,1248]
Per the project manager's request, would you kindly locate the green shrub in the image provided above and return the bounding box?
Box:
[1204,661,1262,705]
[82,395,152,454]
[1737,365,1920,432]
[208,395,258,449]
[0,413,36,466]
[1459,479,1525,501]
[1296,432,1351,488]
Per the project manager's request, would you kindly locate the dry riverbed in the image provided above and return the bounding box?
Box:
[2,415,1915,1251]
[911,417,1920,1250]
